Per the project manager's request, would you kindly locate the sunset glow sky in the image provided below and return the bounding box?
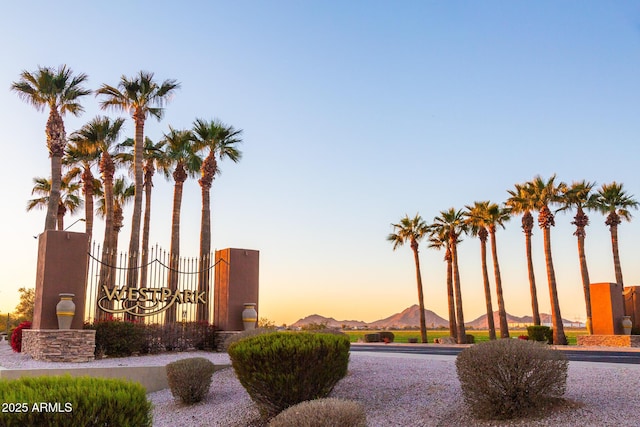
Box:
[1,2,640,326]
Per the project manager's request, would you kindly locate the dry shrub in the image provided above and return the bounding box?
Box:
[455,339,568,420]
[267,398,366,427]
[166,357,216,404]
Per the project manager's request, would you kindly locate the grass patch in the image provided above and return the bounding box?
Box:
[345,329,588,345]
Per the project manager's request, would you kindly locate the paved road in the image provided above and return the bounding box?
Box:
[350,343,640,364]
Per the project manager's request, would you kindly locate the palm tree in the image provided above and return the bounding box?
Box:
[63,142,99,243]
[97,71,180,289]
[68,116,125,245]
[558,181,599,334]
[387,214,429,343]
[485,202,511,338]
[27,173,83,230]
[192,118,243,321]
[528,175,567,345]
[159,128,201,323]
[432,208,467,344]
[118,137,166,288]
[506,182,541,325]
[464,201,496,340]
[428,227,458,340]
[12,65,90,230]
[94,176,133,320]
[594,182,639,287]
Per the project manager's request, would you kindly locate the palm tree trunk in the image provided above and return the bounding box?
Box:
[411,243,428,343]
[479,237,496,340]
[126,112,145,290]
[165,170,185,325]
[542,226,567,345]
[140,166,154,289]
[197,185,212,322]
[490,229,509,338]
[82,169,94,243]
[45,108,65,231]
[577,232,592,334]
[451,240,466,344]
[445,249,457,340]
[610,222,624,286]
[523,212,540,325]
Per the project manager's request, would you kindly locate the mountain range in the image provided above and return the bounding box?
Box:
[290,304,576,329]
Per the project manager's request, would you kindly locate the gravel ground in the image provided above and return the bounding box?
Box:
[2,340,640,426]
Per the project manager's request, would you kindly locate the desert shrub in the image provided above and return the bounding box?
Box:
[267,398,366,427]
[223,327,275,351]
[150,321,218,352]
[456,339,568,420]
[166,357,216,404]
[0,375,151,427]
[379,331,395,343]
[527,325,551,343]
[228,332,350,419]
[363,333,380,343]
[10,321,31,353]
[84,319,145,357]
[301,321,329,330]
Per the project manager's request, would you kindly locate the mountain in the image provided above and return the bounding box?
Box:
[369,305,449,329]
[290,314,368,329]
[465,312,575,329]
[291,304,448,329]
[291,305,578,330]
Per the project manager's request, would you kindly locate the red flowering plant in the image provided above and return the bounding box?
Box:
[10,321,32,352]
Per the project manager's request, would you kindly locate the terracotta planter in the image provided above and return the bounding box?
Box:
[56,293,76,330]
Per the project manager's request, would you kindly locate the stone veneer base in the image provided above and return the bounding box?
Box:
[577,334,640,348]
[22,329,96,362]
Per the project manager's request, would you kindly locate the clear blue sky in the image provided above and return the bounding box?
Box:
[1,1,639,326]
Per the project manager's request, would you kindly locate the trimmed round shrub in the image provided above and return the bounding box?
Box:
[166,357,216,404]
[363,333,380,343]
[223,327,275,351]
[267,398,366,427]
[456,339,568,420]
[10,321,31,353]
[379,331,395,343]
[527,325,551,343]
[228,332,350,419]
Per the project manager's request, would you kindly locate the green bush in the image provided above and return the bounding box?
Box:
[456,339,568,420]
[267,398,366,427]
[166,357,216,404]
[527,325,551,343]
[84,320,218,356]
[363,333,380,342]
[0,375,152,427]
[84,319,146,357]
[545,328,555,344]
[379,331,395,342]
[228,332,350,419]
[223,327,275,351]
[465,334,475,344]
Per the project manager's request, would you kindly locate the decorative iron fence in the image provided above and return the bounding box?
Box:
[85,242,219,325]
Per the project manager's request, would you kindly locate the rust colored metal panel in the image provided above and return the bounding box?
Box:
[623,286,640,329]
[590,282,625,335]
[214,248,259,331]
[32,231,89,330]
